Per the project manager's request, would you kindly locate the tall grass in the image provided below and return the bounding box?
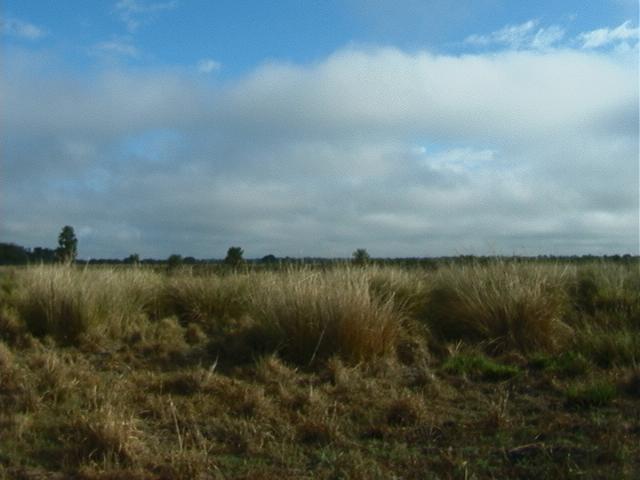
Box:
[13,265,162,343]
[7,261,637,364]
[366,266,430,316]
[249,268,406,365]
[163,273,252,325]
[567,263,640,366]
[569,263,640,324]
[424,261,572,353]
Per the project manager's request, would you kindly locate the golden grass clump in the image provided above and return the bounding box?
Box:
[0,340,14,371]
[162,273,252,325]
[13,265,162,344]
[0,306,24,345]
[425,261,571,353]
[366,266,430,317]
[74,404,145,464]
[250,268,406,365]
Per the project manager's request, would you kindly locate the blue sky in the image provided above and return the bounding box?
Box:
[3,1,638,74]
[1,1,638,258]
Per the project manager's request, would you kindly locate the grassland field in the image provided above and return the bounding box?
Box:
[0,260,639,479]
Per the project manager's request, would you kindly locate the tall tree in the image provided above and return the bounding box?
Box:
[225,246,244,268]
[352,248,371,266]
[56,225,78,263]
[167,254,183,269]
[124,253,140,264]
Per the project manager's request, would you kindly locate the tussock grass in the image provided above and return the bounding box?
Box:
[569,263,640,322]
[367,266,429,316]
[573,325,639,368]
[0,306,24,345]
[73,404,145,464]
[1,261,639,478]
[425,261,571,353]
[0,340,13,371]
[384,393,425,426]
[162,273,252,325]
[12,265,162,344]
[249,268,406,365]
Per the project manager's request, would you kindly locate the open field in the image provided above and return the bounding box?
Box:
[0,260,639,479]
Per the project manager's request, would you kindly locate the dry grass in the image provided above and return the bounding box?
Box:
[12,265,162,344]
[0,260,638,478]
[249,268,406,365]
[425,261,572,353]
[0,341,13,371]
[162,273,252,325]
[73,403,145,465]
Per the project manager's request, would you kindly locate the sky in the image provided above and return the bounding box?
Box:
[1,1,638,259]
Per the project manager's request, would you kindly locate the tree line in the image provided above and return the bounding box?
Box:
[0,225,638,266]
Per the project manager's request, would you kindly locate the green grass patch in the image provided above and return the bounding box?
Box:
[565,381,617,408]
[442,353,521,381]
[528,351,590,377]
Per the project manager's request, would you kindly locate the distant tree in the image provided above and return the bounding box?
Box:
[0,243,29,265]
[225,246,244,268]
[56,225,78,263]
[167,254,183,269]
[124,253,140,264]
[261,254,277,263]
[352,248,371,266]
[32,247,57,263]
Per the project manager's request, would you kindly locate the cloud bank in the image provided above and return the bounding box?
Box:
[1,22,638,258]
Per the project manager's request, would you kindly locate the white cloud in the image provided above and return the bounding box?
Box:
[0,16,46,40]
[466,20,537,47]
[531,25,565,49]
[114,0,178,32]
[197,58,221,74]
[466,20,565,50]
[91,37,139,58]
[1,40,637,258]
[579,20,639,49]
